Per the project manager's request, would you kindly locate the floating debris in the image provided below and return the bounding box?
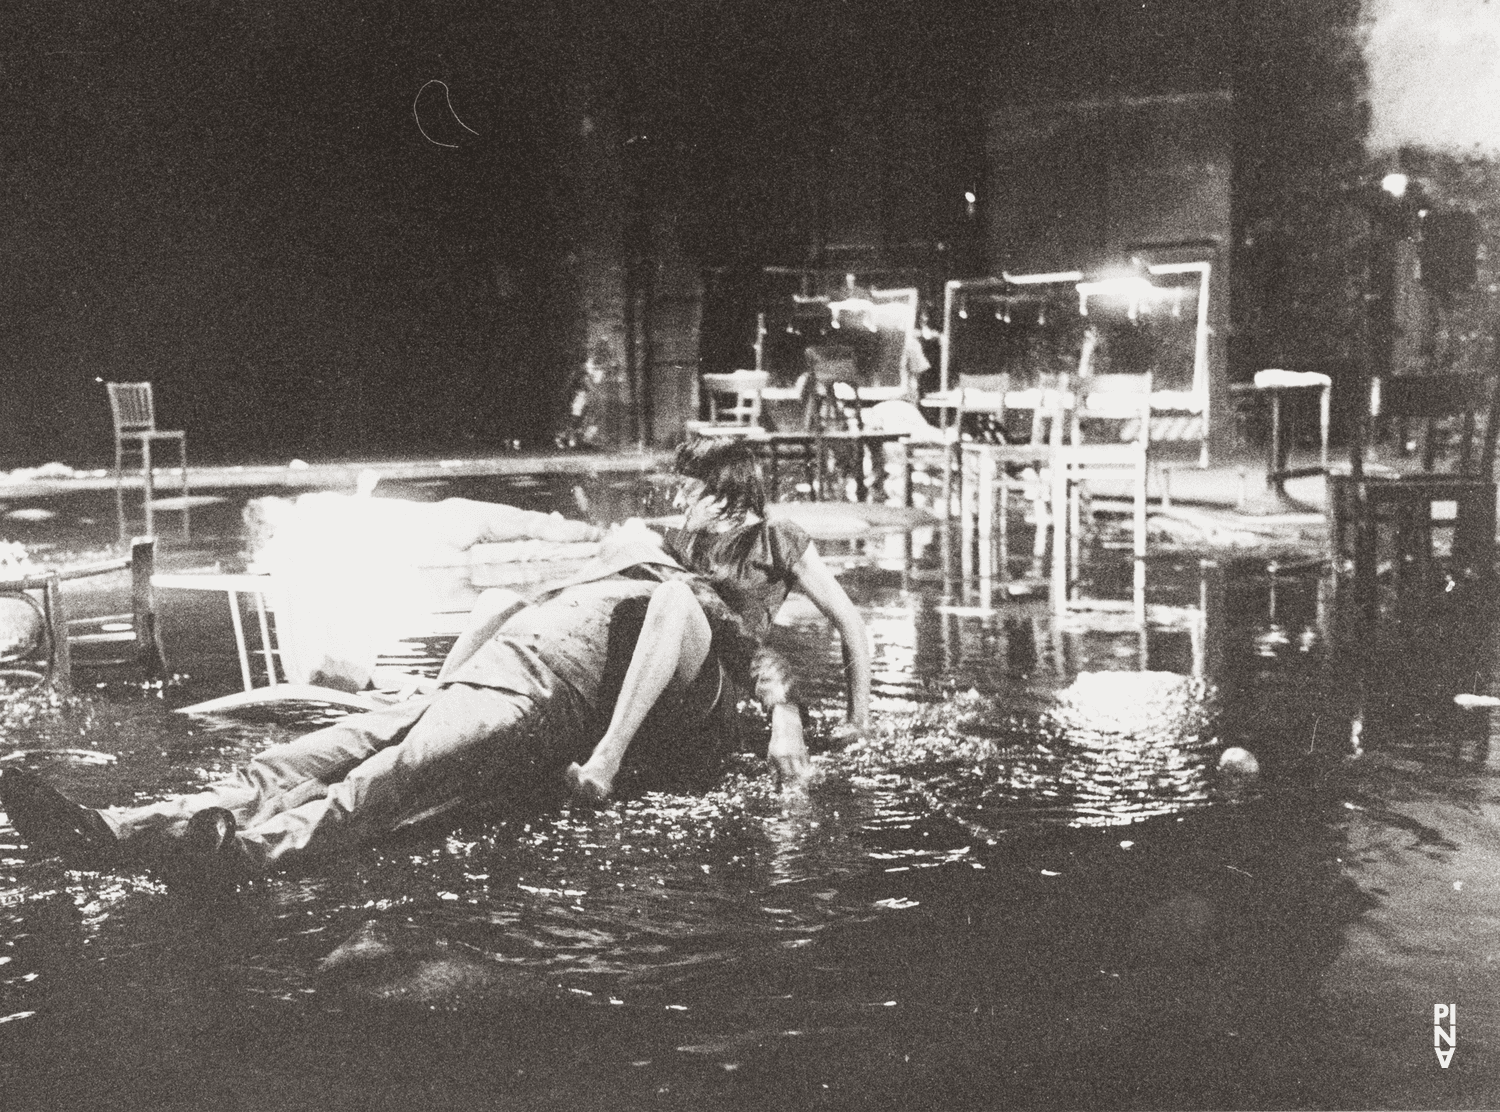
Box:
[1,748,118,765]
[1455,693,1500,709]
[148,496,227,511]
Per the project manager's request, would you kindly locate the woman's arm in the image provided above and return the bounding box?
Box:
[789,544,871,737]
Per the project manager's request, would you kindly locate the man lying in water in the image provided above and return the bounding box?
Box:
[0,522,808,883]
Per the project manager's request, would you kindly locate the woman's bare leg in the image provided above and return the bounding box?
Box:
[566,579,711,801]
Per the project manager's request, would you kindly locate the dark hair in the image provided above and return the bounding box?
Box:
[672,437,766,519]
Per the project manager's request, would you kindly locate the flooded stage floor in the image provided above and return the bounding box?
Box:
[1,473,1498,1110]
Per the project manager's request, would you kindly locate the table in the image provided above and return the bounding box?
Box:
[688,426,912,504]
[1229,370,1332,514]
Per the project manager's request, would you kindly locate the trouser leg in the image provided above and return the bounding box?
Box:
[99,697,433,850]
[237,684,546,866]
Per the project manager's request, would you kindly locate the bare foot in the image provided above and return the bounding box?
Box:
[564,762,613,803]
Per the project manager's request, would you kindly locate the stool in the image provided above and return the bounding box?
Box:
[1229,369,1331,514]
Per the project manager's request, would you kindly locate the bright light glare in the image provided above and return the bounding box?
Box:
[1076,276,1157,300]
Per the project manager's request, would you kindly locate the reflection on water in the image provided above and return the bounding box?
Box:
[1,480,1499,1109]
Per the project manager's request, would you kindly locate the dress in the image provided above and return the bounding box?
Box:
[664,519,811,641]
[101,551,744,868]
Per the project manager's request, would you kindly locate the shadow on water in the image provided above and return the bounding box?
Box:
[1,479,1499,1108]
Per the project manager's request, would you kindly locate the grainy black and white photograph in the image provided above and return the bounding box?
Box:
[1,1,1498,1109]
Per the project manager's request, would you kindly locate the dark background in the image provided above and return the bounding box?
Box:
[0,1,1376,468]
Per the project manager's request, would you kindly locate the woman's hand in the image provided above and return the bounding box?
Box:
[768,729,813,789]
[829,715,869,745]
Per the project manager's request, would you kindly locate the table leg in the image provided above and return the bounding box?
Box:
[901,442,913,508]
[1268,390,1286,496]
[1318,383,1331,476]
[1051,454,1068,613]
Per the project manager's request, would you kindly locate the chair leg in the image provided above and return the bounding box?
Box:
[960,450,976,580]
[997,467,1011,581]
[1068,471,1082,591]
[1051,460,1068,613]
[1134,460,1148,618]
[1031,473,1049,579]
[142,438,154,538]
[1134,459,1148,562]
[977,451,996,581]
[114,440,126,542]
[941,441,956,519]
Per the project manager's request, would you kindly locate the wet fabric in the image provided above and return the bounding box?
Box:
[443,578,659,710]
[102,571,738,867]
[664,519,811,642]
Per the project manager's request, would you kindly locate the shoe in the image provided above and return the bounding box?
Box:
[0,767,118,867]
[166,806,246,888]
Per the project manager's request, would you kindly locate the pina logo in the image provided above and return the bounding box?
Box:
[1434,1004,1456,1068]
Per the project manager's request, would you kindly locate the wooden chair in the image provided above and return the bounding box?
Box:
[1330,369,1500,591]
[940,371,1012,516]
[959,373,1070,584]
[106,382,188,535]
[0,539,168,695]
[697,371,770,428]
[1052,370,1155,613]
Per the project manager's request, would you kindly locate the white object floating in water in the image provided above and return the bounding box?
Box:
[1454,693,1500,709]
[150,496,227,511]
[5,508,55,522]
[0,748,118,765]
[1217,746,1260,778]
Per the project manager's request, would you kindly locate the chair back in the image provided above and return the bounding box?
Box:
[1074,373,1154,446]
[701,371,769,427]
[867,287,920,393]
[954,372,1010,444]
[1371,371,1498,475]
[106,382,158,434]
[757,372,816,432]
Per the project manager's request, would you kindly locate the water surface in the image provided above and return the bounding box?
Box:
[1,478,1497,1110]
